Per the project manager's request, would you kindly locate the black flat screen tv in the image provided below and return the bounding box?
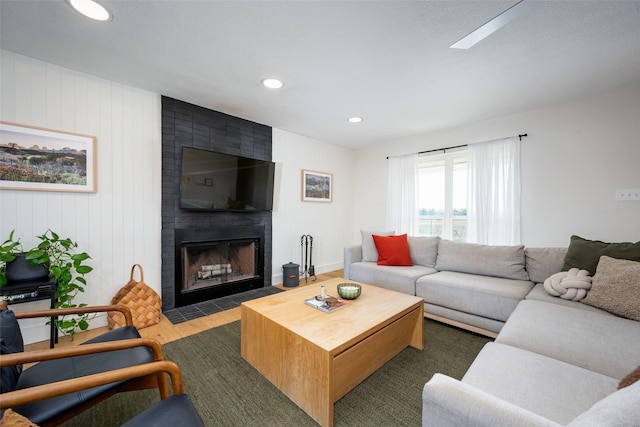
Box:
[180,147,275,212]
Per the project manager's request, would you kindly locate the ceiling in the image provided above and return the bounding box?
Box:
[1,1,640,149]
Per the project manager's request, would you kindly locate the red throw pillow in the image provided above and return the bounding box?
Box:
[372,234,413,266]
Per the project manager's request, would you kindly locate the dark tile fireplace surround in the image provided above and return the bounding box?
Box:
[161,97,273,312]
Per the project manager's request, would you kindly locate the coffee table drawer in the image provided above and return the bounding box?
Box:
[333,306,423,399]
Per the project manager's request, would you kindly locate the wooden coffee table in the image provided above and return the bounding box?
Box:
[240,278,423,427]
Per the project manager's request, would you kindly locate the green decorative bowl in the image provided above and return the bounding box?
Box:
[337,283,362,300]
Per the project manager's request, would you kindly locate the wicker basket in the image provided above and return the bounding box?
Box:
[108,264,161,330]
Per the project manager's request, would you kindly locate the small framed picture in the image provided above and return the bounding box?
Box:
[0,121,97,193]
[302,169,332,202]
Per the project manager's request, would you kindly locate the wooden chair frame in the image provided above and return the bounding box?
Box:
[0,360,183,410]
[0,303,169,426]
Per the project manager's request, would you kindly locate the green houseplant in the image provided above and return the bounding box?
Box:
[1,229,94,339]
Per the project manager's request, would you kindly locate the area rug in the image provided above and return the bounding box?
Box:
[61,319,491,426]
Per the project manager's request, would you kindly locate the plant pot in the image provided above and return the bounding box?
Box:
[5,253,49,282]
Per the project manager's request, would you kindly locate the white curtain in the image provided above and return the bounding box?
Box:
[467,136,521,245]
[386,153,418,235]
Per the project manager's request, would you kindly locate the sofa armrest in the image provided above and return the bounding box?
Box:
[343,245,362,279]
[422,374,560,427]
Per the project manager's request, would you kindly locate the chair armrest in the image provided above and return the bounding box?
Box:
[422,374,561,427]
[12,304,134,327]
[0,360,183,410]
[0,338,164,367]
[343,245,362,279]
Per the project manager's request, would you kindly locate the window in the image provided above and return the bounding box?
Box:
[417,149,467,242]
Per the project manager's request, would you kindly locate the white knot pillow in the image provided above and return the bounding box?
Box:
[543,268,592,301]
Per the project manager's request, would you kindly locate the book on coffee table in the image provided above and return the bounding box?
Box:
[304,295,348,313]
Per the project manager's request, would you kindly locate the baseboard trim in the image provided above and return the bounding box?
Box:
[423,312,498,339]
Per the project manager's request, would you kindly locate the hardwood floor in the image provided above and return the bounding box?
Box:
[24,270,345,351]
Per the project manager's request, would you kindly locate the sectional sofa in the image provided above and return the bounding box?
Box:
[344,232,572,337]
[344,232,640,425]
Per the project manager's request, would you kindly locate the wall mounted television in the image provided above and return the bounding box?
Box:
[180,147,275,212]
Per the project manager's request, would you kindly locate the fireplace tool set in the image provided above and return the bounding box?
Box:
[300,234,317,283]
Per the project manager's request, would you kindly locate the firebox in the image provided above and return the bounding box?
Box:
[174,226,265,307]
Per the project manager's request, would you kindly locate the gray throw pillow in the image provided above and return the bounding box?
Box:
[361,230,394,262]
[581,255,640,321]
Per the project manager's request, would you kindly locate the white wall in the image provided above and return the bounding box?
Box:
[0,50,355,344]
[5,48,637,343]
[352,81,640,247]
[0,50,162,343]
[272,129,355,283]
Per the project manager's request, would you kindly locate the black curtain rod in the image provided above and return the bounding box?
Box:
[387,133,528,159]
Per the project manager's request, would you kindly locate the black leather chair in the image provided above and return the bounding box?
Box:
[0,302,167,425]
[1,360,204,426]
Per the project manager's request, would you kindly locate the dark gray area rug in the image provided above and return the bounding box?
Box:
[62,319,491,426]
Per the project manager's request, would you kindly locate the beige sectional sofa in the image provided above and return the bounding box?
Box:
[344,232,640,425]
[344,233,566,336]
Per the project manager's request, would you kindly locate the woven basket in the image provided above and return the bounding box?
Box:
[108,264,161,330]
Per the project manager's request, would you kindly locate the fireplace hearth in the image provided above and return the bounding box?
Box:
[174,226,265,308]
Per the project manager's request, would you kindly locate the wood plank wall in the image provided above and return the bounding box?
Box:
[0,49,162,344]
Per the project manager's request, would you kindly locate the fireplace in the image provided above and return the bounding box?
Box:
[162,96,273,311]
[174,226,265,308]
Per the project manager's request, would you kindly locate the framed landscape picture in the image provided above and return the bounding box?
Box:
[0,122,96,193]
[302,169,332,202]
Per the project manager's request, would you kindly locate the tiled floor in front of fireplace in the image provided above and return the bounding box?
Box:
[164,286,285,324]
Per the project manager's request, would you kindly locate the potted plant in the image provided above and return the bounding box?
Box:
[0,230,23,287]
[1,231,50,285]
[26,230,94,339]
[1,229,94,340]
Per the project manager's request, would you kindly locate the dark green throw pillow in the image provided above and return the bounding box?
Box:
[562,235,640,275]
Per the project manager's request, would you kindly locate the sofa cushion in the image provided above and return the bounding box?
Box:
[407,236,439,268]
[416,271,533,322]
[562,235,640,275]
[423,302,506,334]
[581,256,640,321]
[495,300,640,379]
[566,380,640,426]
[524,283,615,316]
[463,342,619,425]
[372,234,412,266]
[348,262,436,295]
[0,308,24,393]
[360,230,394,262]
[435,240,529,281]
[524,247,567,284]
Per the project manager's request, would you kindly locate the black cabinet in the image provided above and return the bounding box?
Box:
[1,276,58,348]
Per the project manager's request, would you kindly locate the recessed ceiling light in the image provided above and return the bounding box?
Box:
[261,78,284,89]
[348,117,363,123]
[67,0,112,21]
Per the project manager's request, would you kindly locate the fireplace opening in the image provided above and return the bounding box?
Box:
[182,239,257,292]
[175,226,265,307]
